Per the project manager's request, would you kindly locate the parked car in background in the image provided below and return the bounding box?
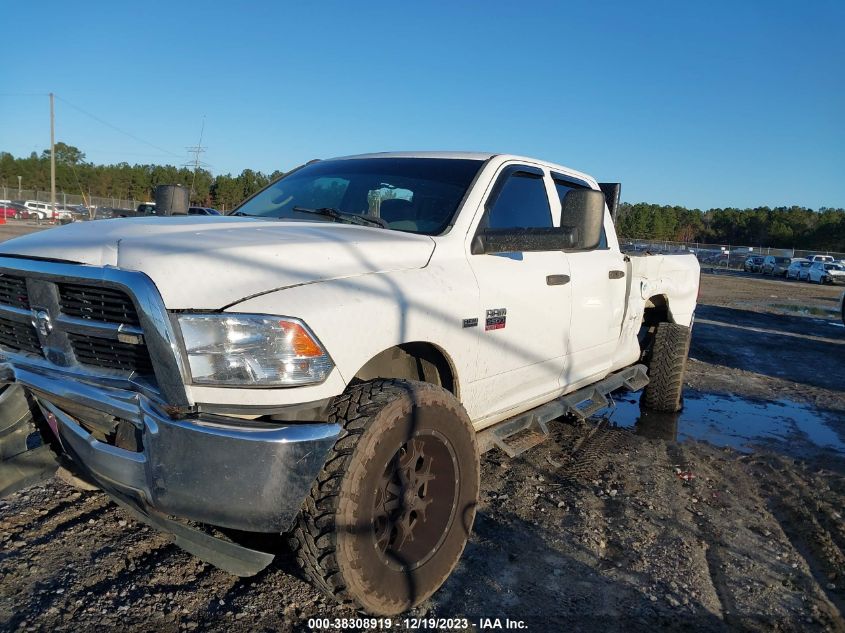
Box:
[786,258,811,280]
[807,255,835,264]
[93,207,112,217]
[7,201,30,218]
[22,201,72,221]
[114,202,158,218]
[64,206,89,221]
[761,255,791,276]
[807,261,845,284]
[23,201,53,219]
[0,204,22,219]
[743,255,765,272]
[188,206,221,216]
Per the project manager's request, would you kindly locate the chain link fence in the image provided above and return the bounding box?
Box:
[0,187,145,213]
[621,238,845,269]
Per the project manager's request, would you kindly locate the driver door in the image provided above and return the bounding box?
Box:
[464,165,572,423]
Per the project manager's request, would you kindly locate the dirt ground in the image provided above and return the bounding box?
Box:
[1,225,844,631]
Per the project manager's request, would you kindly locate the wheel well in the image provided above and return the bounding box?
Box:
[352,343,457,396]
[639,294,671,355]
[643,294,670,326]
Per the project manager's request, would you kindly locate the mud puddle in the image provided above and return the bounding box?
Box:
[604,390,845,456]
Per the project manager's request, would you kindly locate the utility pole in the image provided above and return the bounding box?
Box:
[50,93,56,211]
[17,176,21,198]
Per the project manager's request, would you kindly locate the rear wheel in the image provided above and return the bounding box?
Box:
[642,322,691,413]
[289,379,479,615]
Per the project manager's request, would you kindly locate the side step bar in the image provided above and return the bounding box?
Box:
[477,364,649,458]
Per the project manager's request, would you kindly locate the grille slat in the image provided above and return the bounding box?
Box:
[0,274,30,310]
[0,316,41,355]
[68,334,154,375]
[58,283,141,326]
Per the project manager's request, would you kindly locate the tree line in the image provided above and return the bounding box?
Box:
[616,202,845,251]
[1,145,842,251]
[0,143,283,211]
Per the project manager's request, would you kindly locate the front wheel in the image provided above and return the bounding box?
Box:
[289,379,479,616]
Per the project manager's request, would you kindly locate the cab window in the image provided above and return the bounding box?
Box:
[484,170,552,230]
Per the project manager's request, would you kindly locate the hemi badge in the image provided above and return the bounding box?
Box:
[462,318,479,328]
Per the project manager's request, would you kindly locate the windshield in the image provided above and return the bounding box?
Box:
[231,157,484,235]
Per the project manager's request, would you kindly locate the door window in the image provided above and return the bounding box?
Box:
[485,171,552,230]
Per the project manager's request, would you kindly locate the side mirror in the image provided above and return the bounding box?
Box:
[471,227,574,255]
[560,189,605,250]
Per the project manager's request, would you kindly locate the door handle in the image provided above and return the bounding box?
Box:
[609,270,625,279]
[546,274,570,286]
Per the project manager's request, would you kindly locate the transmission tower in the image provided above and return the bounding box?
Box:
[184,116,208,199]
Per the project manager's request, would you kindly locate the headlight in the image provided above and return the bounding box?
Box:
[176,314,333,386]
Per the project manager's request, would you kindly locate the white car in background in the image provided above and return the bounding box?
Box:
[22,201,72,221]
[786,258,811,280]
[807,254,835,264]
[807,261,845,284]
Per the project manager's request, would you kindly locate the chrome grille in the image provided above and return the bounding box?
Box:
[0,315,41,355]
[0,275,155,379]
[0,258,188,407]
[0,274,30,310]
[58,283,141,326]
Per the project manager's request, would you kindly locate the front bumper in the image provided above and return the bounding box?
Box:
[1,361,340,533]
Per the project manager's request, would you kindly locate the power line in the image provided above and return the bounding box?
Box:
[54,95,182,158]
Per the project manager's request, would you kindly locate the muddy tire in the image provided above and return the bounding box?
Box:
[288,379,479,615]
[642,322,691,413]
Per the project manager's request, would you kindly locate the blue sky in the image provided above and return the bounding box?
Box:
[1,0,843,209]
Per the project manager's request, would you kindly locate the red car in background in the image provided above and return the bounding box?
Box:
[0,203,25,219]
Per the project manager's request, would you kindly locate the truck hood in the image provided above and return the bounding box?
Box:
[0,217,436,309]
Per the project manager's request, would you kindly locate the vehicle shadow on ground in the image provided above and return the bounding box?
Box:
[433,504,743,632]
[691,305,845,391]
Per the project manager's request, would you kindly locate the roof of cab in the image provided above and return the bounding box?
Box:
[330,151,497,161]
[326,151,597,185]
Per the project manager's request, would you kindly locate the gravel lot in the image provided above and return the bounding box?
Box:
[0,224,843,632]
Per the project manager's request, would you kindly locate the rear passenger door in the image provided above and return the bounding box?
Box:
[465,165,572,421]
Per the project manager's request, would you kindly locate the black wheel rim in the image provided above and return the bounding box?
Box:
[372,430,459,571]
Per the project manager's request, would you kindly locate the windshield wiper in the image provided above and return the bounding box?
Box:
[291,206,387,229]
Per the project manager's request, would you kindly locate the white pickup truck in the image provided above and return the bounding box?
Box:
[0,152,699,615]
